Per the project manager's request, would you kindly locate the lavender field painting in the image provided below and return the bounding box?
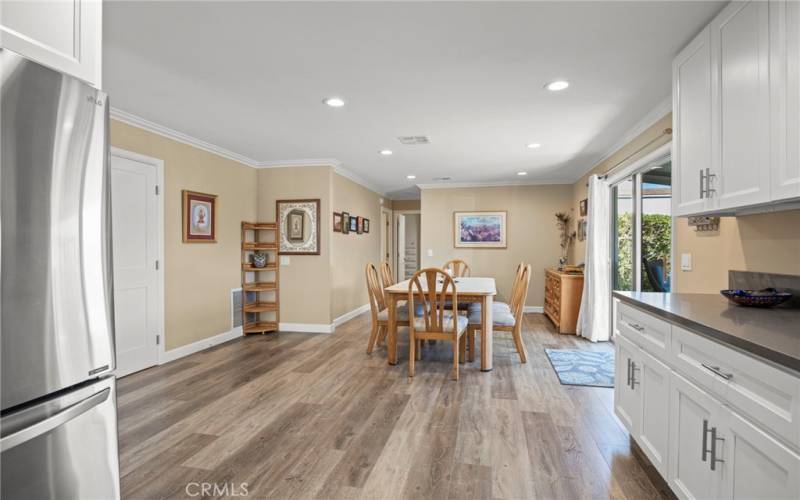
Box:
[454,211,507,248]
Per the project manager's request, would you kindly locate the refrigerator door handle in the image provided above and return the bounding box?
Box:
[0,388,110,452]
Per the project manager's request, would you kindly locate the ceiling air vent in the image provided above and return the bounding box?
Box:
[433,176,452,181]
[397,136,430,145]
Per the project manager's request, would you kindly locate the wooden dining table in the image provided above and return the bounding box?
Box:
[384,277,498,371]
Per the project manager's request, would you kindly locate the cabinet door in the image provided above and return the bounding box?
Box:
[673,26,713,216]
[636,349,671,478]
[614,335,640,435]
[720,411,800,500]
[711,0,772,210]
[0,0,101,87]
[669,372,724,500]
[771,0,800,201]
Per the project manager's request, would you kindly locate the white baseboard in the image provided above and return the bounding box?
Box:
[523,306,544,313]
[278,322,333,334]
[332,303,370,328]
[160,326,243,364]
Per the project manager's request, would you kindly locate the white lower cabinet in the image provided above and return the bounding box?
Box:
[668,372,725,500]
[615,301,800,500]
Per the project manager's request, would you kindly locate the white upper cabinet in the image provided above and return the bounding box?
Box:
[673,0,800,215]
[711,0,772,210]
[673,27,713,216]
[0,0,102,88]
[771,0,800,200]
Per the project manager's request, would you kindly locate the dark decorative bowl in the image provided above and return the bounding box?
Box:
[720,288,792,308]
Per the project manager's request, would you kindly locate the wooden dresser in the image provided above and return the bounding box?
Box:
[544,268,584,334]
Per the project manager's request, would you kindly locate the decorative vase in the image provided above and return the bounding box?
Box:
[251,252,267,268]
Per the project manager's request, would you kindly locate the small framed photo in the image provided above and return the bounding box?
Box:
[287,210,305,242]
[577,218,587,241]
[579,198,588,217]
[333,212,343,232]
[356,216,364,234]
[182,190,217,243]
[342,212,350,234]
[363,218,370,233]
[349,215,357,233]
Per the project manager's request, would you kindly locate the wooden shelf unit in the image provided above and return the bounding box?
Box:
[241,221,279,334]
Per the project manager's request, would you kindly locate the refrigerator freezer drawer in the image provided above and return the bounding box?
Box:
[0,376,120,500]
[1,49,115,411]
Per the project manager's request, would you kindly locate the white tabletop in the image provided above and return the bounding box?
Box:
[384,276,496,296]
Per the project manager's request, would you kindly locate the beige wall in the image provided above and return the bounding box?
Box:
[257,166,333,324]
[330,174,383,318]
[110,120,258,350]
[392,199,421,211]
[570,114,673,263]
[420,185,573,307]
[674,210,800,292]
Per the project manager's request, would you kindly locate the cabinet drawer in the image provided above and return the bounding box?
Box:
[616,302,671,358]
[672,326,800,449]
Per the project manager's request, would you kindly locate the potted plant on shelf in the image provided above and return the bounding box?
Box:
[554,212,576,270]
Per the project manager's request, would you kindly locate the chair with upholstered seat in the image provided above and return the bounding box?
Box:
[365,262,412,354]
[408,268,468,380]
[379,261,395,289]
[443,259,471,277]
[466,263,531,363]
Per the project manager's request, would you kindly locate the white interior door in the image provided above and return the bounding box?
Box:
[110,152,161,377]
[396,215,406,279]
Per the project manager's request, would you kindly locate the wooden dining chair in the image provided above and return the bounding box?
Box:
[379,261,395,289]
[365,263,411,354]
[408,268,469,380]
[443,259,471,277]
[466,263,531,363]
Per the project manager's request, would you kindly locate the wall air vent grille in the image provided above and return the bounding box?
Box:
[397,136,430,145]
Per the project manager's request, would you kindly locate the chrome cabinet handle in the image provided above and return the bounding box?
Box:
[705,168,716,197]
[700,169,705,199]
[626,358,632,387]
[710,426,725,471]
[630,361,640,388]
[702,419,711,462]
[628,322,645,332]
[701,363,733,380]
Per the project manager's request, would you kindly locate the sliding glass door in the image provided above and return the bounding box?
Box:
[611,155,672,292]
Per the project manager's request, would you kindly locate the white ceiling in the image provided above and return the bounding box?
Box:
[104,1,724,199]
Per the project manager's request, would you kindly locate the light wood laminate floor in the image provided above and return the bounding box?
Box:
[117,313,666,499]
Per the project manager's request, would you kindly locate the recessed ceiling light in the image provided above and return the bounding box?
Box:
[323,97,345,107]
[380,150,393,156]
[544,80,570,91]
[517,171,528,176]
[527,142,541,149]
[406,175,416,180]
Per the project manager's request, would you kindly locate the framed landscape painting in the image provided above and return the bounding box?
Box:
[454,211,507,248]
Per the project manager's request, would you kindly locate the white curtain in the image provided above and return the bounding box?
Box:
[577,174,612,342]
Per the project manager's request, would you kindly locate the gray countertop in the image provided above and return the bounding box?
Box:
[613,291,800,373]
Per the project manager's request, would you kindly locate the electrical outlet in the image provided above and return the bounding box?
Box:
[280,256,290,266]
[681,253,692,271]
[426,249,434,257]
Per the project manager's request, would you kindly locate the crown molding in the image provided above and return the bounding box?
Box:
[570,95,672,183]
[110,108,387,196]
[110,107,260,166]
[417,179,571,190]
[254,158,341,168]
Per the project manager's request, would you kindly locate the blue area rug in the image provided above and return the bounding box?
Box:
[544,349,614,388]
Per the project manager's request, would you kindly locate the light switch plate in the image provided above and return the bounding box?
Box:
[280,256,290,266]
[680,253,692,271]
[426,249,434,257]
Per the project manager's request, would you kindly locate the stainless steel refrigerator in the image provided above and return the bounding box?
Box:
[1,49,120,499]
